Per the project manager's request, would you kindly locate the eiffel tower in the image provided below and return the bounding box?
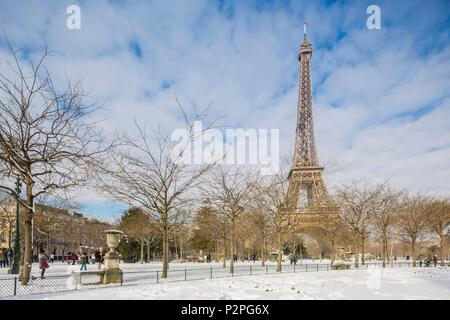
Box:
[286,24,337,225]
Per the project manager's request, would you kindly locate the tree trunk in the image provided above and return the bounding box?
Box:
[21,217,33,284]
[179,237,183,262]
[222,238,226,268]
[214,239,219,263]
[174,234,178,260]
[382,237,387,268]
[354,234,359,268]
[21,187,34,285]
[162,228,169,278]
[277,230,282,272]
[440,233,445,267]
[166,233,170,269]
[261,233,265,267]
[46,235,50,256]
[229,219,235,274]
[361,237,365,265]
[147,242,150,263]
[140,241,144,263]
[412,241,416,267]
[331,237,336,264]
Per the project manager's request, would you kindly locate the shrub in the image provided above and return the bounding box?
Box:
[331,263,351,270]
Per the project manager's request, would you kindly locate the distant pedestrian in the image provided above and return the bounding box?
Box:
[7,248,14,267]
[0,249,6,268]
[71,252,76,265]
[91,253,96,264]
[100,247,105,264]
[80,252,88,271]
[50,253,55,264]
[433,255,438,267]
[95,249,102,270]
[38,249,50,279]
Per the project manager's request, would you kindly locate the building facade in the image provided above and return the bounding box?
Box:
[0,199,111,258]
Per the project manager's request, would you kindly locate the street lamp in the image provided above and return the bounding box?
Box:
[11,177,22,275]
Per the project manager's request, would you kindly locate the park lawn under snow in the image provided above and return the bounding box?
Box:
[17,267,450,300]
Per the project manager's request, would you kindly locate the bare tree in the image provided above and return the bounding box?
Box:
[118,207,156,263]
[170,206,191,262]
[426,199,449,267]
[0,42,109,284]
[319,213,346,264]
[202,167,255,273]
[397,194,429,267]
[83,219,108,256]
[370,186,403,267]
[246,201,272,266]
[336,182,382,267]
[95,109,214,278]
[253,167,293,272]
[190,200,229,265]
[33,210,63,254]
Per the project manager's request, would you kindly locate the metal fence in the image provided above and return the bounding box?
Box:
[0,261,440,298]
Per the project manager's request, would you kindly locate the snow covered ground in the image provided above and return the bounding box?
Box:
[9,267,450,300]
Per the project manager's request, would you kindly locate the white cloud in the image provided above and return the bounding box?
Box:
[0,0,448,216]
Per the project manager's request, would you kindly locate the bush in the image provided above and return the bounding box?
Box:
[331,263,351,270]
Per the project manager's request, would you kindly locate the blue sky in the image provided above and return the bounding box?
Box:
[0,0,449,221]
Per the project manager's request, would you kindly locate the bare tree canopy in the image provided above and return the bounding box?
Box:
[426,199,450,266]
[336,182,383,267]
[0,39,111,284]
[200,166,256,273]
[397,194,430,267]
[94,108,215,278]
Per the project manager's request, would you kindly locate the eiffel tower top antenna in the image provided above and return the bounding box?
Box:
[304,22,307,41]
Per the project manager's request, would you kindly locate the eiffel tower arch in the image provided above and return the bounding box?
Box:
[285,24,338,231]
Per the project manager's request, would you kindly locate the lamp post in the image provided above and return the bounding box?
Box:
[11,177,22,275]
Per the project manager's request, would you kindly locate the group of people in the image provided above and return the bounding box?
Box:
[418,255,439,267]
[36,247,107,279]
[63,248,106,269]
[0,247,14,268]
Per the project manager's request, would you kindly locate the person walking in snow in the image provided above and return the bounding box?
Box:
[7,248,14,267]
[95,249,102,270]
[38,249,50,279]
[0,249,6,268]
[80,252,88,271]
[100,247,106,264]
[71,252,77,265]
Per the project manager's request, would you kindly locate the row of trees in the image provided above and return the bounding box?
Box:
[336,184,449,267]
[115,169,449,273]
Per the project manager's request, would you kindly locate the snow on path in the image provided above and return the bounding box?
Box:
[14,268,450,300]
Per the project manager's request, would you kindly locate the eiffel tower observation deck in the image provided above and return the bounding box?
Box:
[286,24,337,223]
